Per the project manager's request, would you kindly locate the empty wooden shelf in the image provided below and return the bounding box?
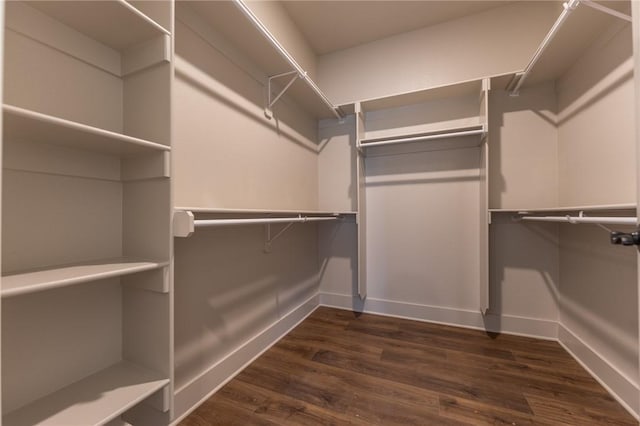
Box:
[2,361,169,426]
[3,105,170,157]
[2,258,169,298]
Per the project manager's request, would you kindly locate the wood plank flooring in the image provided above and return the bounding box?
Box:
[179,307,637,425]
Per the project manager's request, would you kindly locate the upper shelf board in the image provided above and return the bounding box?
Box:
[26,0,170,51]
[2,258,169,298]
[180,1,341,120]
[2,361,169,426]
[175,207,357,216]
[490,203,636,213]
[4,105,170,157]
[514,1,630,90]
[358,79,484,113]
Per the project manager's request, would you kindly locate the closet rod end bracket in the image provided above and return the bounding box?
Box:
[174,210,195,238]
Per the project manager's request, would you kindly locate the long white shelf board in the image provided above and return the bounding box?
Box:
[27,0,170,51]
[490,203,636,213]
[183,1,341,120]
[2,258,169,298]
[3,361,169,426]
[359,79,484,113]
[176,207,357,216]
[4,105,170,157]
[519,2,627,89]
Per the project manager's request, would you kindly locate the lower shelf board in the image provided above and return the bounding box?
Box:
[2,361,169,426]
[2,258,169,298]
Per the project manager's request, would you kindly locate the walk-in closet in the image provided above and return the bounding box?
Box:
[1,1,639,425]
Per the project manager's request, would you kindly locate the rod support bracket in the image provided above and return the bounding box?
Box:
[173,210,195,238]
[263,218,298,253]
[265,70,302,119]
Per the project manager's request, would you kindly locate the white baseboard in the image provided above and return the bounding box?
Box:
[558,324,639,420]
[319,292,558,340]
[171,294,320,425]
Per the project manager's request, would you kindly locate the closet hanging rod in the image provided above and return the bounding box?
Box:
[510,0,579,96]
[194,216,338,228]
[519,215,636,226]
[360,128,485,148]
[232,0,344,119]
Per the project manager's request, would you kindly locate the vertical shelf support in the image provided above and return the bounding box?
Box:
[355,102,367,300]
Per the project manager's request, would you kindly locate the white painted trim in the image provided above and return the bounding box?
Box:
[319,292,558,340]
[170,294,320,424]
[558,324,639,420]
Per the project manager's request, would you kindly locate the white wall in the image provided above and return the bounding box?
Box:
[173,225,319,392]
[173,14,319,210]
[172,7,327,420]
[317,1,560,105]
[244,0,317,80]
[489,82,558,209]
[489,216,560,321]
[554,19,638,415]
[317,116,357,212]
[365,147,481,310]
[559,225,638,414]
[557,23,635,206]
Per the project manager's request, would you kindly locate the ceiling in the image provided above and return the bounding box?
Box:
[280,1,515,55]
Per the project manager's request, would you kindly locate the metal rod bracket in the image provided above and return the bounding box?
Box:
[264,218,298,253]
[265,70,301,119]
[173,210,195,237]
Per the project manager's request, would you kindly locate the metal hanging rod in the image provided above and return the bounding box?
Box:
[232,0,344,119]
[173,210,341,237]
[360,128,486,149]
[195,216,338,228]
[517,215,636,226]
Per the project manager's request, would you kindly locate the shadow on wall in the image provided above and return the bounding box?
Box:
[488,82,559,209]
[558,225,638,374]
[317,115,358,211]
[174,17,318,153]
[175,67,317,155]
[317,221,361,312]
[483,216,561,335]
[556,22,633,121]
[488,24,632,209]
[173,224,321,391]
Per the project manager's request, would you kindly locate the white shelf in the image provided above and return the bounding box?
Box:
[359,79,484,113]
[490,203,636,213]
[27,0,170,51]
[2,258,169,298]
[183,1,341,120]
[175,207,357,216]
[3,105,170,157]
[3,361,169,426]
[510,2,628,90]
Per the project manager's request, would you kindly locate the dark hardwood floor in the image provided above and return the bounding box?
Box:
[179,307,638,425]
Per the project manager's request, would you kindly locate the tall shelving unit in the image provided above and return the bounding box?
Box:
[1,1,174,425]
[352,77,491,312]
